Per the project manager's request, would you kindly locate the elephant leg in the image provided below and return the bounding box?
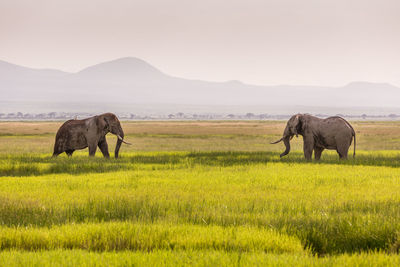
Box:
[88,142,97,157]
[52,151,62,157]
[53,141,64,157]
[337,145,349,160]
[52,146,63,157]
[98,139,110,158]
[65,149,75,157]
[335,135,352,160]
[303,136,314,160]
[314,147,324,160]
[336,151,346,159]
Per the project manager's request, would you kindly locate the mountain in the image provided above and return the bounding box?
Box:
[74,57,168,83]
[0,60,68,81]
[1,57,400,112]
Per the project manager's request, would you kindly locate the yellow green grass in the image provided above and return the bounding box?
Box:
[2,250,400,267]
[1,121,400,265]
[0,222,304,253]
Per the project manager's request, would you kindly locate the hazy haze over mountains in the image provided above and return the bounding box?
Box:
[1,57,400,114]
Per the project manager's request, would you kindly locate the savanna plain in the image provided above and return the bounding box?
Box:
[1,120,400,266]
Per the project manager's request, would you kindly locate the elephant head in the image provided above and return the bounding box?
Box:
[98,113,131,158]
[271,114,305,158]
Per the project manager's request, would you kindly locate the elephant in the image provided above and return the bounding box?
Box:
[52,113,131,158]
[271,114,356,160]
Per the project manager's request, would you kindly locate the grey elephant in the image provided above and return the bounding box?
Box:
[271,114,356,160]
[53,113,131,158]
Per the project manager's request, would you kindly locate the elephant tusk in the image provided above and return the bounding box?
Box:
[270,138,283,144]
[117,135,132,145]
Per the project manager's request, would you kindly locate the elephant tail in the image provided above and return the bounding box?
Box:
[353,131,356,158]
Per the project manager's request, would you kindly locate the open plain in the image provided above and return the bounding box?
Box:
[1,120,400,266]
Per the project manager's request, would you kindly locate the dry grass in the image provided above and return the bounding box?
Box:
[0,121,284,135]
[1,120,400,136]
[1,120,400,154]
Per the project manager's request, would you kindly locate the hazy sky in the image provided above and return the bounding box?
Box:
[1,0,399,86]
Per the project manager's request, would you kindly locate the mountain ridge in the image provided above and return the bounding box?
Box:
[0,57,399,109]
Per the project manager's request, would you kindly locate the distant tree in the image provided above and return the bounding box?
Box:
[176,112,184,118]
[48,112,57,119]
[17,112,23,118]
[36,113,46,119]
[361,114,367,120]
[245,113,255,119]
[168,114,175,119]
[388,114,398,119]
[227,114,235,119]
[130,114,136,119]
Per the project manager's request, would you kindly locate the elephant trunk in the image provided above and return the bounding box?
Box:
[280,135,291,158]
[271,125,292,158]
[114,126,124,158]
[279,125,293,157]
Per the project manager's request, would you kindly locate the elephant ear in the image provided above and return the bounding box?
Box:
[97,115,109,131]
[290,115,300,136]
[300,115,308,133]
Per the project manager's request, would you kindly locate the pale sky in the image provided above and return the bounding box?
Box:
[1,0,399,86]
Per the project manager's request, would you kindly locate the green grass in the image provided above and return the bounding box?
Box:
[1,121,400,265]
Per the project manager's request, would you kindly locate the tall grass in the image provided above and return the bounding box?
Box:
[0,222,305,253]
[1,250,400,267]
[1,153,400,254]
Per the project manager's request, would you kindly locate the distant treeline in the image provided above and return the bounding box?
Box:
[1,112,400,121]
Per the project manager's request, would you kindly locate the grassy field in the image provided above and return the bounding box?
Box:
[1,120,400,266]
